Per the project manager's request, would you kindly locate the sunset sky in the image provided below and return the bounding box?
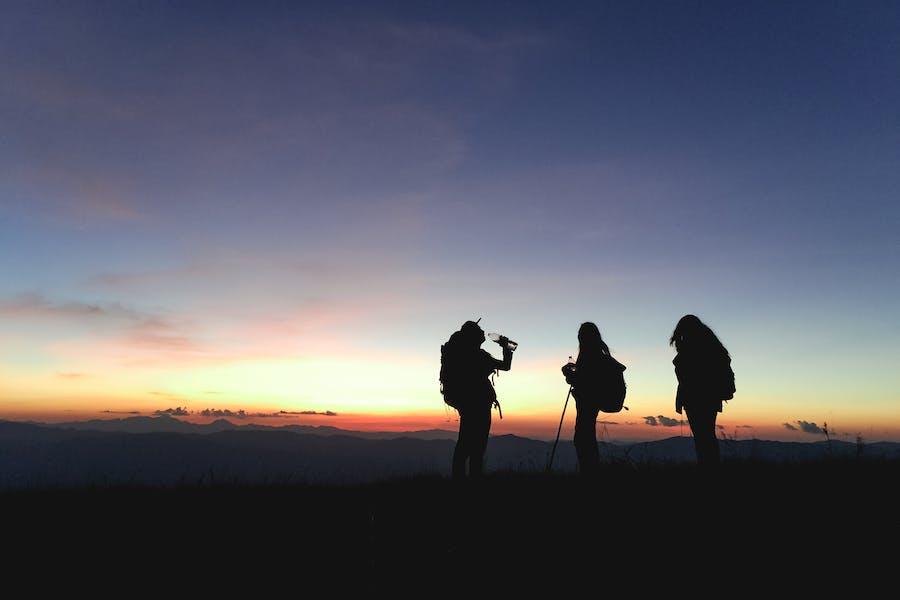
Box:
[1,1,898,442]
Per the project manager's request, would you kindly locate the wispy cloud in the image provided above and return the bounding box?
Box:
[57,372,87,379]
[195,408,339,419]
[126,318,205,354]
[2,293,216,365]
[147,407,340,419]
[0,293,139,321]
[7,289,389,369]
[88,266,207,289]
[1,294,206,359]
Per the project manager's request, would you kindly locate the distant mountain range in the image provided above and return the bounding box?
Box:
[1,417,898,489]
[48,413,460,440]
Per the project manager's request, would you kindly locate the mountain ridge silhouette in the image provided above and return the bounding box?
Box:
[1,419,897,490]
[44,414,460,440]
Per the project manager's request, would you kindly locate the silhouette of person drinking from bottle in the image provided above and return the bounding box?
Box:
[440,320,514,480]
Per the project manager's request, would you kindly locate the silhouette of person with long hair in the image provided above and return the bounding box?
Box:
[442,320,513,480]
[670,315,735,467]
[562,322,626,475]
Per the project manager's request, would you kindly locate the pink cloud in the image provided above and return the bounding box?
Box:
[0,293,140,321]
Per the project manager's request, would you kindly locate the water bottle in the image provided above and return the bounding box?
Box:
[488,332,518,351]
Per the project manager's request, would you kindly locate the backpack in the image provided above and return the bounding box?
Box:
[719,361,736,401]
[571,355,627,413]
[439,332,464,409]
[597,357,627,413]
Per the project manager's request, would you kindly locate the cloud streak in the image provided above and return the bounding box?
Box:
[155,407,190,416]
[149,408,340,419]
[0,293,139,321]
[1,292,217,365]
[783,420,826,435]
[57,372,87,379]
[643,415,681,427]
[1,294,204,355]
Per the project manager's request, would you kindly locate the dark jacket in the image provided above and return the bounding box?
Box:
[673,351,734,414]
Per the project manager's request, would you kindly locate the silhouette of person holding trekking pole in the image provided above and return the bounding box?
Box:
[558,322,626,475]
[670,315,735,468]
[440,319,515,480]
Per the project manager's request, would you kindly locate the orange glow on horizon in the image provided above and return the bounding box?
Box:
[2,405,897,443]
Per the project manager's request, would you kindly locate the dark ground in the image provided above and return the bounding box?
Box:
[4,461,896,591]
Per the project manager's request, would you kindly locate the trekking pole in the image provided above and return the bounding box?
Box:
[546,386,572,472]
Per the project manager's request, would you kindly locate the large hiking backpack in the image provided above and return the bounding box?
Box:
[597,357,627,413]
[572,356,627,413]
[439,332,464,409]
[600,371,626,413]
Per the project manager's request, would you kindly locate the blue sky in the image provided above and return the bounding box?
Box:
[1,1,898,439]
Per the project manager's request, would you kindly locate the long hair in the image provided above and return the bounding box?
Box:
[578,322,610,359]
[669,314,729,358]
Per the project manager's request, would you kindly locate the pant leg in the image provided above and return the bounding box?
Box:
[686,406,720,467]
[452,408,471,480]
[453,403,492,479]
[573,400,600,474]
[467,403,492,478]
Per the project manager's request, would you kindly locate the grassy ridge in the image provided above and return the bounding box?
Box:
[5,461,897,588]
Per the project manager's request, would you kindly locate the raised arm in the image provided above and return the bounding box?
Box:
[498,345,513,371]
[484,345,513,372]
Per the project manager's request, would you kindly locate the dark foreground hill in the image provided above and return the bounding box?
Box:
[4,465,897,591]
